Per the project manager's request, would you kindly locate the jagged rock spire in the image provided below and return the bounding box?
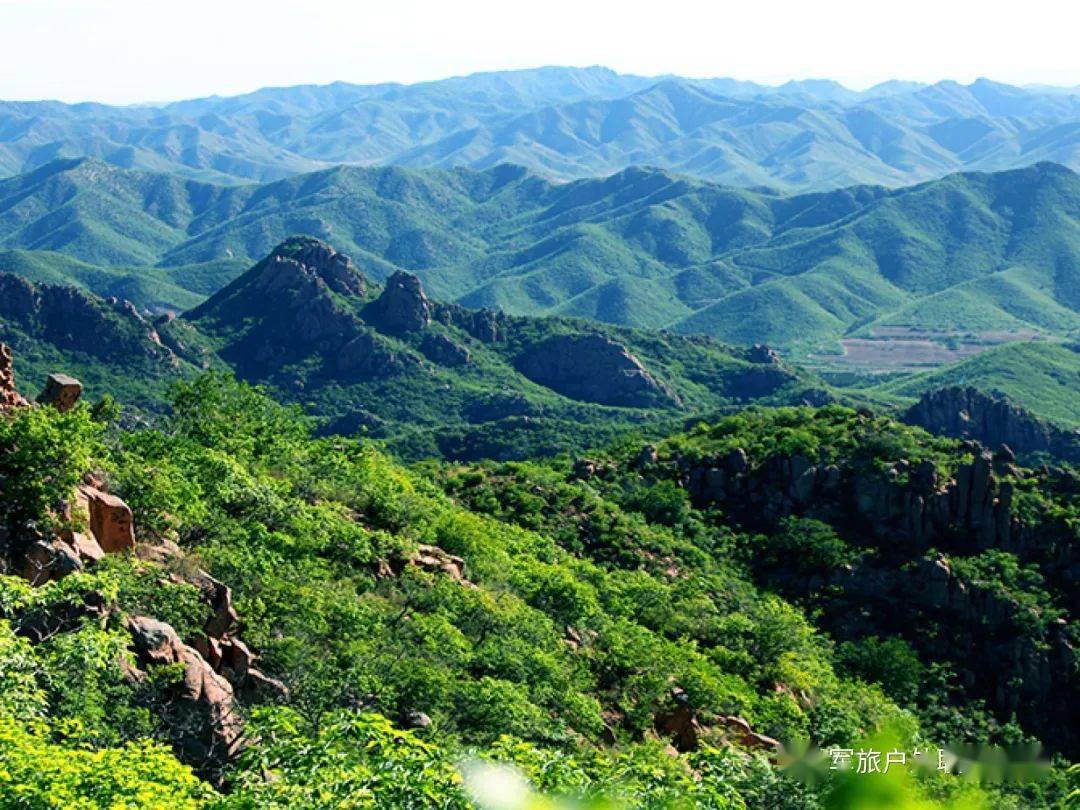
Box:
[363,270,432,335]
[0,342,27,409]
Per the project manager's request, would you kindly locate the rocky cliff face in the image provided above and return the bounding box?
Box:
[905,386,1080,463]
[668,433,1078,753]
[187,238,420,379]
[515,333,678,407]
[0,274,173,363]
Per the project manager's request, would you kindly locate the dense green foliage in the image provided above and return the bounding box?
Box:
[1,375,1074,806]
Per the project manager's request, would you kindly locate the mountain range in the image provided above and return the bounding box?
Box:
[2,67,1079,191]
[2,157,1077,353]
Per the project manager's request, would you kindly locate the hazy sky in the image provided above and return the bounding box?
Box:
[2,0,1077,104]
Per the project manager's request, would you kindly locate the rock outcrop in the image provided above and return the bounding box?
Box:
[0,343,28,409]
[515,334,678,408]
[186,239,424,381]
[375,543,473,587]
[127,615,245,765]
[677,438,1078,754]
[683,443,1026,553]
[363,270,432,335]
[0,273,173,363]
[905,386,1080,463]
[420,333,470,366]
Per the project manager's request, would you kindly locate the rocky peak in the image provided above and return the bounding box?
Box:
[262,236,367,298]
[363,270,432,335]
[267,237,365,298]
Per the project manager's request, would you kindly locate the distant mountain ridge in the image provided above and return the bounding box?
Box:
[1,158,1077,353]
[2,67,1078,190]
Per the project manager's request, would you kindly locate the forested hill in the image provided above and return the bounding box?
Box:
[2,67,1079,190]
[2,158,1078,351]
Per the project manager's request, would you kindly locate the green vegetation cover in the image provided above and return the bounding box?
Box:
[1,372,1076,807]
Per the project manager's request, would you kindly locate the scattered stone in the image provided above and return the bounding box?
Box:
[402,710,432,729]
[718,715,783,753]
[410,544,469,584]
[653,687,700,752]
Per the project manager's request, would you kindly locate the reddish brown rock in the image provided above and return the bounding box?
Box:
[76,485,135,552]
[719,715,783,753]
[0,343,28,409]
[653,687,702,752]
[127,615,245,761]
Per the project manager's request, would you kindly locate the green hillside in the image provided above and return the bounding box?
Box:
[1,160,1077,354]
[0,238,828,460]
[869,341,1080,427]
[0,376,1073,807]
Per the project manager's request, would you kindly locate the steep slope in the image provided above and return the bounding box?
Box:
[2,68,1078,190]
[0,272,191,409]
[6,365,1065,805]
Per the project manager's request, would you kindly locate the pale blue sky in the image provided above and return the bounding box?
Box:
[2,0,1077,104]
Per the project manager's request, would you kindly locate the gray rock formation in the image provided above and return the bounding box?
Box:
[276,236,366,297]
[0,274,173,362]
[905,386,1080,463]
[515,334,678,407]
[364,270,432,335]
[420,333,470,366]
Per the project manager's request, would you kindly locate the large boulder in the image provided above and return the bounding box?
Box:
[36,373,83,412]
[364,270,432,335]
[515,334,678,408]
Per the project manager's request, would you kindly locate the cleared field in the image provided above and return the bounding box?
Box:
[807,328,1042,371]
